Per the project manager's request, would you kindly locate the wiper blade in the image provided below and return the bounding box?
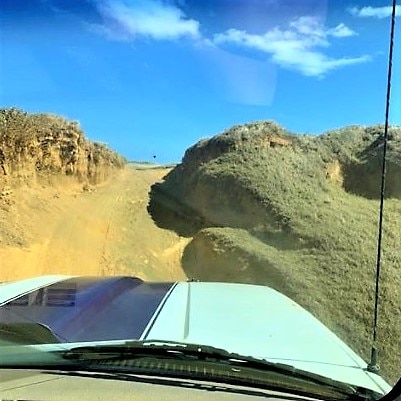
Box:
[63,340,379,401]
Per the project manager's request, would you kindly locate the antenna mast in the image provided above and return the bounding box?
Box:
[367,0,397,373]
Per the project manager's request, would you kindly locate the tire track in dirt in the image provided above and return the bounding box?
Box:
[0,166,189,282]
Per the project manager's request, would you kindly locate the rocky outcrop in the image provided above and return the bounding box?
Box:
[149,123,401,238]
[0,108,125,185]
[147,121,401,383]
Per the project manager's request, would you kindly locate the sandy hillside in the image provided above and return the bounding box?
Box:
[0,166,189,283]
[148,122,401,383]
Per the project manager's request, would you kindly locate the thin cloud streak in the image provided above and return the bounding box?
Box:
[348,5,400,19]
[328,23,357,38]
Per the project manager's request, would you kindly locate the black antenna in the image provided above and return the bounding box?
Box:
[367,0,397,374]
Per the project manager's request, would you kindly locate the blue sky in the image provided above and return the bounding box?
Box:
[1,0,400,162]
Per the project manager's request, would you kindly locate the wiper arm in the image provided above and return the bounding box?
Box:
[63,340,380,401]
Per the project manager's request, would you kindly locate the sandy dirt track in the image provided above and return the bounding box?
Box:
[0,166,189,282]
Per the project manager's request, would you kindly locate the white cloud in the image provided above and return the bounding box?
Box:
[348,5,400,19]
[92,0,200,41]
[214,17,366,77]
[328,23,357,38]
[89,2,368,78]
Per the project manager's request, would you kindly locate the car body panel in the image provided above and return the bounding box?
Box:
[146,282,390,393]
[0,275,72,305]
[0,276,174,342]
[0,276,392,395]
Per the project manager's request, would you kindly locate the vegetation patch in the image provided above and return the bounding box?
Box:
[0,108,126,186]
[149,121,401,383]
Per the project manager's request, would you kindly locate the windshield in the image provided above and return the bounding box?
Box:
[0,0,400,399]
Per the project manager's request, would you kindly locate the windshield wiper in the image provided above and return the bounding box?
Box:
[62,340,380,401]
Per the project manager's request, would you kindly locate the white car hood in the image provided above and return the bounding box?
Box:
[0,276,391,395]
[146,282,390,393]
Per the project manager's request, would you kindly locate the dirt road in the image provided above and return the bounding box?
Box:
[0,166,189,282]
